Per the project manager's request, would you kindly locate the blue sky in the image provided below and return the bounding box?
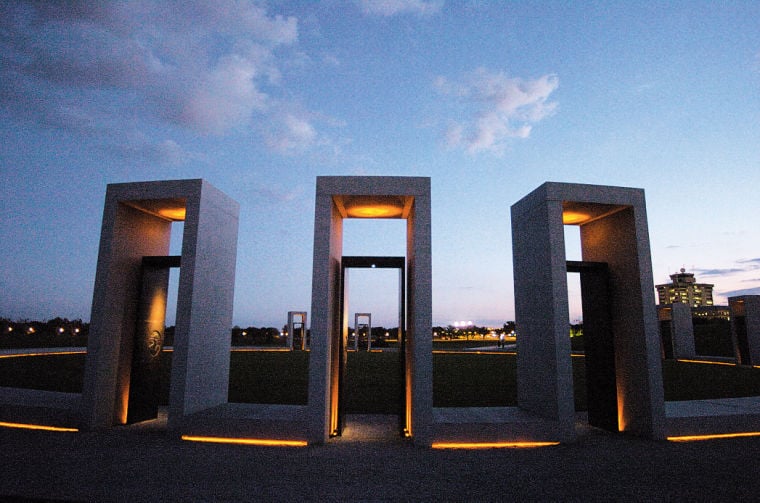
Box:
[1,1,759,328]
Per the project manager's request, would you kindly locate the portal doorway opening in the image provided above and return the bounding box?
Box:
[351,313,372,351]
[126,255,180,424]
[288,312,308,351]
[308,176,431,446]
[337,256,406,438]
[564,225,618,432]
[125,216,184,426]
[567,261,618,432]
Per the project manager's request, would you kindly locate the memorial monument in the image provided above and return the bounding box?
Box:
[307,176,432,446]
[511,182,665,440]
[80,179,239,430]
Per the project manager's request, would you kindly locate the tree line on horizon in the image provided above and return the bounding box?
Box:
[2,316,526,350]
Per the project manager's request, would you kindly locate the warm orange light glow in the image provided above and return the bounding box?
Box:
[0,350,87,359]
[432,441,560,449]
[677,359,736,367]
[231,348,291,353]
[616,387,627,432]
[148,292,167,325]
[0,421,78,432]
[562,211,591,225]
[346,204,402,218]
[668,432,760,442]
[431,350,517,356]
[334,195,410,219]
[117,377,130,425]
[181,435,307,447]
[405,353,412,438]
[158,207,186,220]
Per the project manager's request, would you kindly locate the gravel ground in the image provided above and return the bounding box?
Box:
[1,418,760,502]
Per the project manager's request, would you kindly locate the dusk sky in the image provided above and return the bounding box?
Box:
[1,1,759,328]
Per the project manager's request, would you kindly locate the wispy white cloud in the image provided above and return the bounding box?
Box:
[435,68,559,154]
[719,286,760,298]
[0,1,309,158]
[737,258,760,266]
[695,259,760,277]
[168,54,269,135]
[322,53,342,67]
[260,103,348,155]
[265,111,318,153]
[255,183,305,203]
[357,0,443,16]
[696,267,747,276]
[107,135,197,167]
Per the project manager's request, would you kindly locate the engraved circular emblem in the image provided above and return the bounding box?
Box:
[147,330,163,358]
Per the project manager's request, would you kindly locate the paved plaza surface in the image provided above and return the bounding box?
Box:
[2,415,760,502]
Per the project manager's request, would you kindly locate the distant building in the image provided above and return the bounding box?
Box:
[656,268,714,307]
[692,305,730,321]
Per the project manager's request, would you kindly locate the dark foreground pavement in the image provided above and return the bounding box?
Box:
[2,418,760,502]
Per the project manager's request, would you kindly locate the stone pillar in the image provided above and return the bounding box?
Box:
[81,179,239,430]
[307,176,431,446]
[659,303,696,359]
[730,296,760,365]
[511,182,665,440]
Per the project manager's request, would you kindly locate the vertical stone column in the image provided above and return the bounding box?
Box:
[579,201,664,439]
[511,189,575,441]
[169,180,239,427]
[307,185,343,443]
[730,296,760,365]
[81,193,172,429]
[407,188,433,446]
[666,303,696,359]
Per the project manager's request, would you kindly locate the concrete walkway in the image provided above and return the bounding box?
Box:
[2,414,760,501]
[666,396,760,436]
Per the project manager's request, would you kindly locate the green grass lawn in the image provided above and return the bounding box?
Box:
[0,353,86,393]
[228,350,309,404]
[2,351,760,412]
[343,351,404,413]
[661,359,760,400]
[432,339,504,351]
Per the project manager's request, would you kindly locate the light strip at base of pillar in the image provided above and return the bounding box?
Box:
[181,435,307,447]
[431,350,517,356]
[431,441,560,449]
[0,350,87,359]
[668,431,760,442]
[676,358,736,367]
[0,421,78,432]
